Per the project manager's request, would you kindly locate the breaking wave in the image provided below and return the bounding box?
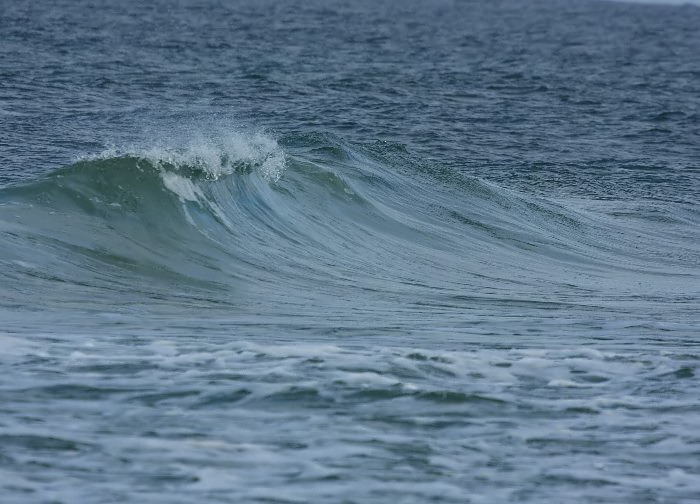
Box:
[1,129,697,315]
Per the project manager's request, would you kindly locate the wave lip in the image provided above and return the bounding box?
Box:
[93,129,287,183]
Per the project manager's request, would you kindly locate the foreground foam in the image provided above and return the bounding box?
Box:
[2,337,697,503]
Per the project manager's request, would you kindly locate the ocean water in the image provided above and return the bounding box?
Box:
[1,0,699,502]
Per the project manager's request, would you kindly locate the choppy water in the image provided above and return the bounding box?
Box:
[1,0,699,502]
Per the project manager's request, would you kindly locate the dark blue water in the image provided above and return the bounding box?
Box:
[1,0,699,502]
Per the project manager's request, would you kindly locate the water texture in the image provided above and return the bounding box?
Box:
[1,0,699,502]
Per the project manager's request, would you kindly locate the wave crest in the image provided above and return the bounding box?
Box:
[91,130,286,183]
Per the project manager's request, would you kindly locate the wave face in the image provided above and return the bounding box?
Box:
[1,129,697,335]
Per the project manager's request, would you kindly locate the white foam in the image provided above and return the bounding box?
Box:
[547,378,588,388]
[87,128,286,183]
[160,171,204,202]
[0,334,38,357]
[142,130,286,182]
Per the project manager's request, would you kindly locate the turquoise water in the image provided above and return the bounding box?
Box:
[1,0,699,502]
